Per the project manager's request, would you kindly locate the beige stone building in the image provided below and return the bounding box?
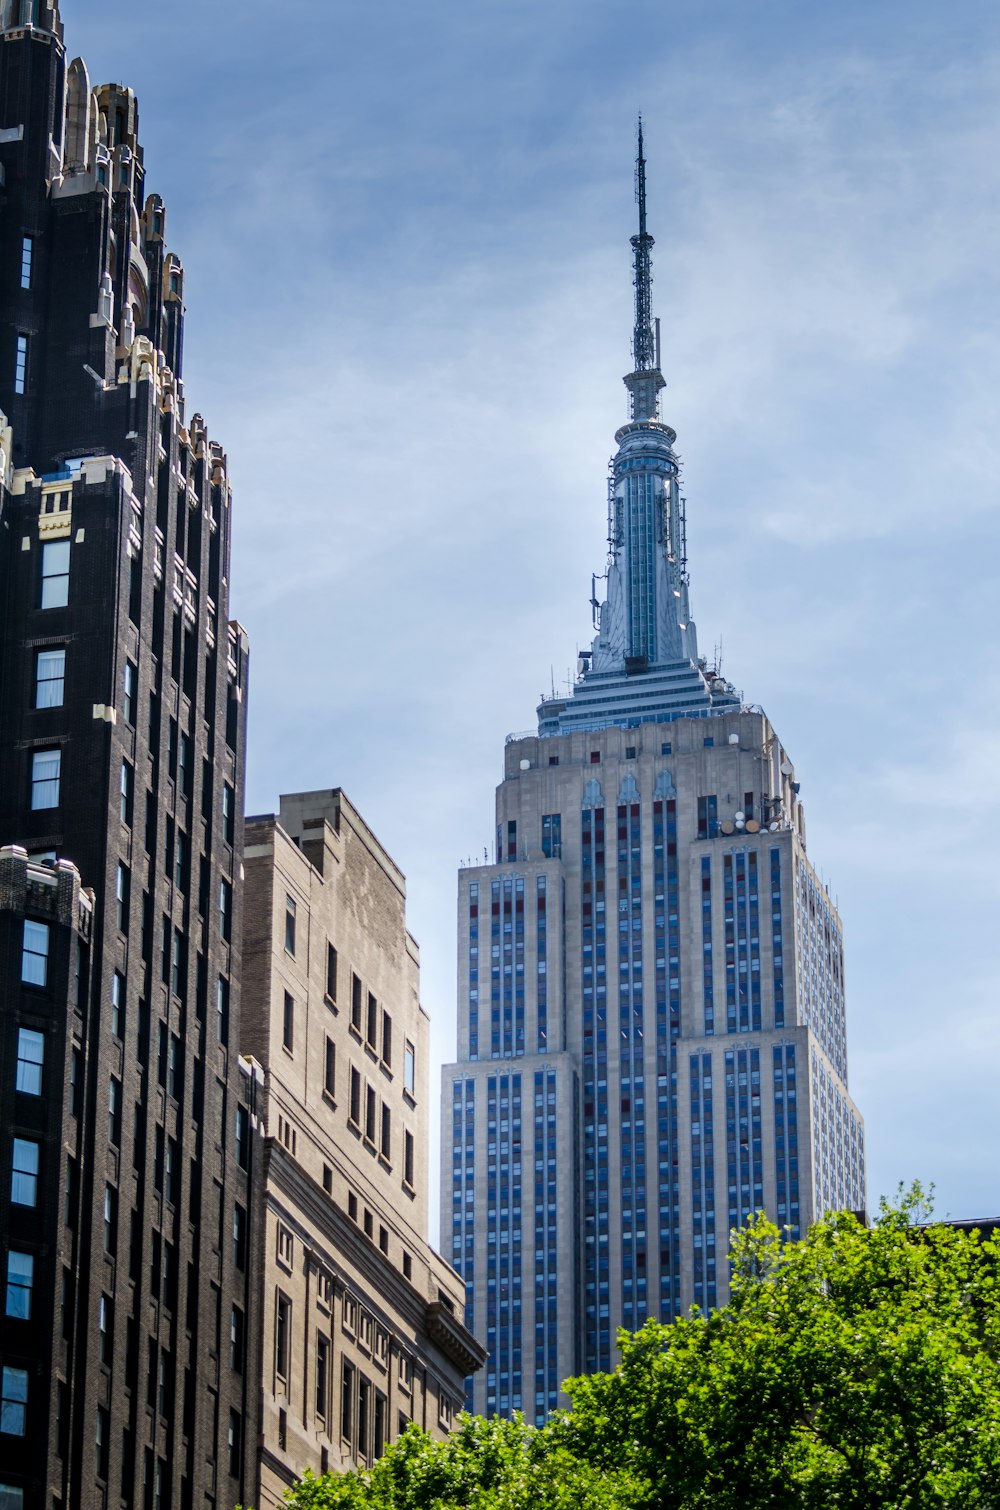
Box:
[241,790,483,1505]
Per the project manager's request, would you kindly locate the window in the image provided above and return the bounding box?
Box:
[235,1105,249,1171]
[11,1139,39,1206]
[349,1067,361,1128]
[326,943,338,1002]
[98,1293,112,1364]
[351,973,362,1033]
[123,659,136,725]
[14,333,28,395]
[111,971,124,1038]
[40,539,69,608]
[1,1367,27,1436]
[402,1251,412,1280]
[380,1103,391,1161]
[541,812,562,858]
[404,1040,415,1097]
[403,1130,414,1190]
[282,992,294,1053]
[374,1391,387,1459]
[366,991,378,1050]
[15,1027,44,1094]
[365,1085,377,1144]
[177,733,191,799]
[625,745,637,759]
[316,1335,329,1421]
[398,1353,412,1394]
[275,1294,291,1380]
[103,1184,116,1253]
[5,1251,33,1320]
[216,975,229,1043]
[20,235,32,289]
[324,1037,336,1098]
[341,1361,355,1444]
[227,1409,241,1477]
[358,1376,371,1462]
[276,1225,293,1270]
[30,748,60,808]
[120,760,133,825]
[439,1393,453,1431]
[661,742,672,755]
[115,863,129,933]
[35,647,65,708]
[222,783,234,846]
[20,926,51,998]
[219,879,231,942]
[284,896,296,955]
[230,1305,245,1372]
[381,1010,392,1068]
[590,750,601,764]
[232,1204,246,1270]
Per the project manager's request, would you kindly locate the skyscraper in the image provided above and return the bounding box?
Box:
[442,127,867,1424]
[0,5,258,1507]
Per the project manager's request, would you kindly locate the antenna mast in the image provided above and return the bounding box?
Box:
[631,118,656,374]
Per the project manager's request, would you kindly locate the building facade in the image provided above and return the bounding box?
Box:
[242,790,484,1507]
[0,4,258,1507]
[442,129,866,1423]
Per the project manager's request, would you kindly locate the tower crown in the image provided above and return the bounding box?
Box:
[624,119,666,425]
[0,0,62,40]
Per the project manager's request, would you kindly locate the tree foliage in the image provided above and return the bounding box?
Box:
[282,1189,1000,1510]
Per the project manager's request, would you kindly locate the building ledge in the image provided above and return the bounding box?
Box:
[426,1300,487,1377]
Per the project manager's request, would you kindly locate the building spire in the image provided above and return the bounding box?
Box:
[625,119,664,423]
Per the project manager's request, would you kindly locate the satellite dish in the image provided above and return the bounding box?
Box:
[519,759,530,771]
[769,822,780,832]
[728,733,740,745]
[735,817,745,830]
[734,811,745,823]
[745,819,760,834]
[780,761,794,777]
[720,820,735,835]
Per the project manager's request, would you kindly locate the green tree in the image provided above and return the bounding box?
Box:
[565,1187,1000,1507]
[281,1412,644,1509]
[281,1190,1000,1509]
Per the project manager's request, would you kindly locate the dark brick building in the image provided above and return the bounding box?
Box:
[0,3,259,1506]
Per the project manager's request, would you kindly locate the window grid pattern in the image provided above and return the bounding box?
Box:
[581,803,609,1371]
[701,856,714,1033]
[467,882,479,1059]
[490,876,525,1058]
[810,1048,865,1217]
[449,1079,476,1409]
[624,472,658,663]
[532,1069,558,1422]
[617,800,647,1333]
[773,1044,800,1240]
[725,1047,762,1235]
[536,877,547,1052]
[796,867,847,1078]
[652,798,681,1315]
[690,1053,717,1311]
[771,848,785,1028]
[723,851,761,1033]
[483,1073,522,1418]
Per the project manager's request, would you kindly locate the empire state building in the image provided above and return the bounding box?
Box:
[441,127,867,1424]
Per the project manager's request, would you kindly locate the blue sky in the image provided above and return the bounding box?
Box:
[74,0,1000,1232]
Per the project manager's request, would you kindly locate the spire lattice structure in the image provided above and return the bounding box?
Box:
[631,119,657,379]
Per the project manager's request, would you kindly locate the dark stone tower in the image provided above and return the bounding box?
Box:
[0,4,259,1507]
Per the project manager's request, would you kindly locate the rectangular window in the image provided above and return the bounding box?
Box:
[115,863,129,933]
[5,1251,33,1320]
[326,942,338,1002]
[282,991,294,1053]
[15,1028,44,1094]
[284,896,296,955]
[219,879,231,942]
[351,973,362,1033]
[0,1367,27,1436]
[316,1335,329,1421]
[227,1409,241,1477]
[380,1103,391,1161]
[358,1376,371,1463]
[230,1305,245,1372]
[341,1360,355,1444]
[324,1037,336,1098]
[14,333,28,395]
[349,1067,361,1128]
[123,660,136,725]
[216,976,229,1044]
[403,1130,414,1190]
[381,1010,392,1068]
[30,747,60,809]
[20,236,32,289]
[11,1139,39,1207]
[275,1293,290,1380]
[111,972,124,1038]
[366,991,378,1050]
[404,1040,415,1097]
[20,920,49,987]
[374,1392,386,1460]
[40,539,70,608]
[120,760,133,825]
[35,647,65,708]
[235,1105,249,1171]
[222,783,235,846]
[365,1084,377,1144]
[108,1078,121,1146]
[541,813,562,859]
[233,1204,246,1270]
[177,733,191,799]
